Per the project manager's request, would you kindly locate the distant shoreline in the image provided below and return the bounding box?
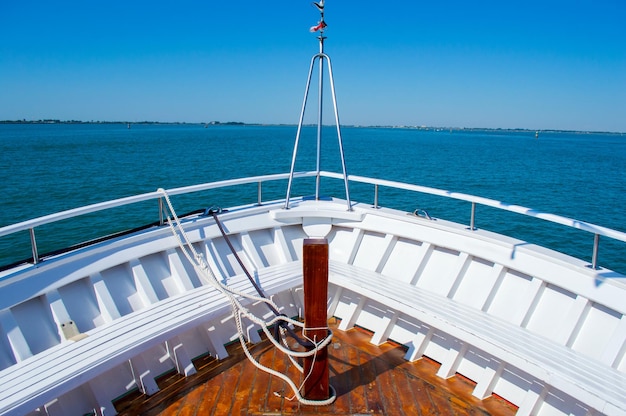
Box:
[0,119,623,135]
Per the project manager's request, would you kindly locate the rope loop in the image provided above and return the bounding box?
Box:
[157,188,336,406]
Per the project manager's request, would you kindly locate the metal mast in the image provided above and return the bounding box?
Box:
[284,0,352,210]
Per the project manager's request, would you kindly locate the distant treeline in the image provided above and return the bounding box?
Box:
[0,120,246,125]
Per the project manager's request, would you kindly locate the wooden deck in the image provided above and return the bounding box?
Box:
[115,319,517,415]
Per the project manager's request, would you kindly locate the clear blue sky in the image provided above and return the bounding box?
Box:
[1,1,624,132]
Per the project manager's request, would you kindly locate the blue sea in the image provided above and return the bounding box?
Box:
[1,123,625,274]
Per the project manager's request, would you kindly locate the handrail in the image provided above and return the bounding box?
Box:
[321,171,626,243]
[2,170,626,270]
[0,172,315,238]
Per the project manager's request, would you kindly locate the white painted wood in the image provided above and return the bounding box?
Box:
[380,237,428,283]
[10,297,59,356]
[89,272,121,323]
[328,261,626,415]
[525,284,578,343]
[0,309,31,362]
[404,326,434,362]
[413,246,461,296]
[374,234,396,273]
[436,342,469,379]
[130,259,159,306]
[345,228,364,265]
[352,230,391,272]
[100,264,139,317]
[57,278,104,331]
[273,227,293,263]
[369,310,397,346]
[445,252,471,298]
[240,231,264,270]
[302,216,332,238]
[472,361,504,400]
[166,249,196,292]
[129,355,159,395]
[602,316,626,368]
[507,275,544,326]
[0,262,303,416]
[87,377,118,416]
[562,296,591,347]
[516,385,548,416]
[337,296,366,331]
[43,398,65,416]
[45,290,72,341]
[452,260,501,310]
[480,264,506,312]
[326,286,343,319]
[166,336,197,377]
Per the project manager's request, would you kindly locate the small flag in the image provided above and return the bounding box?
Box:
[310,21,327,32]
[312,1,324,12]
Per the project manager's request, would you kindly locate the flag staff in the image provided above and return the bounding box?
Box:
[284,0,352,211]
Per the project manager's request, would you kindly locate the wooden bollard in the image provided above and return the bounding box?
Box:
[302,238,330,402]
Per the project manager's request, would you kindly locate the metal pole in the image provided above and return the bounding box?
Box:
[324,53,352,210]
[470,202,476,230]
[374,184,379,209]
[315,36,325,200]
[591,233,600,269]
[257,181,262,205]
[29,228,39,265]
[285,56,317,209]
[159,198,165,226]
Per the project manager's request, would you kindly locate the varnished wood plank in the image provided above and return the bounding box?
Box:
[395,367,421,415]
[302,238,331,402]
[197,370,225,415]
[118,320,517,416]
[176,381,205,416]
[229,345,256,415]
[327,342,352,413]
[344,341,366,413]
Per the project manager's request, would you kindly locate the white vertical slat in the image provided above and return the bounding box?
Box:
[473,361,504,400]
[370,311,397,346]
[374,234,397,273]
[445,253,471,299]
[346,228,364,265]
[130,259,159,306]
[89,272,121,323]
[518,278,546,328]
[602,315,626,368]
[327,286,342,319]
[562,296,591,347]
[201,324,229,360]
[240,231,264,270]
[337,297,366,331]
[43,398,67,416]
[273,227,293,263]
[0,309,32,362]
[128,355,159,395]
[404,326,434,362]
[409,243,434,286]
[166,336,197,377]
[45,289,72,341]
[88,377,118,416]
[480,264,506,311]
[166,248,196,292]
[516,384,548,416]
[436,342,469,379]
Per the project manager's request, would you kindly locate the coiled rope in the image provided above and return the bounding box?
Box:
[157,189,336,406]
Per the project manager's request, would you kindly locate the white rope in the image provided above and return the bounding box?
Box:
[157,189,336,406]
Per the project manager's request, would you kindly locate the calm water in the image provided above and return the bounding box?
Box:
[1,123,625,274]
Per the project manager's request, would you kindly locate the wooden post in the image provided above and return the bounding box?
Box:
[302,238,330,401]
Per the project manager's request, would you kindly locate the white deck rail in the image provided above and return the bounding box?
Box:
[1,170,625,270]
